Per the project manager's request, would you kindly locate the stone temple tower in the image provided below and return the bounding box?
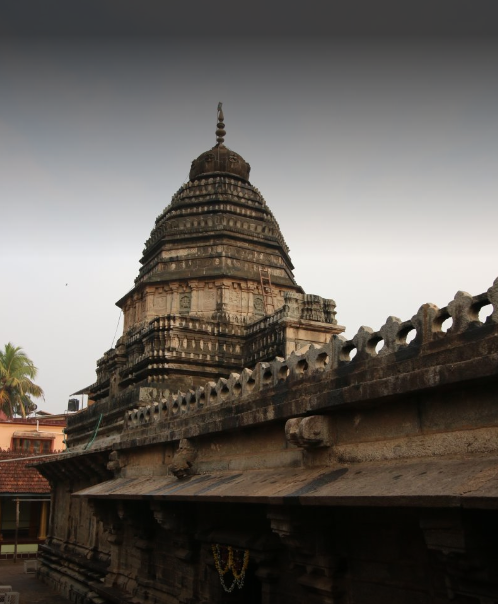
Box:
[84,105,344,407]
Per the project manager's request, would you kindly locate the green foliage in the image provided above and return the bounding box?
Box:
[0,343,44,418]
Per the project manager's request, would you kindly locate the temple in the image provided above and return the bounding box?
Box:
[85,103,342,409]
[36,107,498,604]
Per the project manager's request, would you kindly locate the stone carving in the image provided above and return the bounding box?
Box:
[285,416,332,449]
[282,291,337,324]
[179,293,191,313]
[254,296,265,313]
[107,451,128,476]
[170,438,198,478]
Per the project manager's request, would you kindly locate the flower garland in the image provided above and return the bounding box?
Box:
[212,544,250,592]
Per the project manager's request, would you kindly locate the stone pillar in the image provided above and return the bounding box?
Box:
[190,283,202,315]
[144,289,156,322]
[38,501,49,540]
[170,284,180,314]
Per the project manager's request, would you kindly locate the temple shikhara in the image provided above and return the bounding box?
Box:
[36,106,498,604]
[88,104,342,404]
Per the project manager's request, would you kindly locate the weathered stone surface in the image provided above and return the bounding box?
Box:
[38,267,498,604]
[170,438,197,478]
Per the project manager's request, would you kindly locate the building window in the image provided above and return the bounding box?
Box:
[12,438,52,454]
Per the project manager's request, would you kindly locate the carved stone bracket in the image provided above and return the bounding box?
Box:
[107,451,128,476]
[170,438,198,478]
[285,415,332,449]
[150,502,181,531]
[268,508,309,552]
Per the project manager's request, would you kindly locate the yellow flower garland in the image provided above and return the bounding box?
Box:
[212,544,250,592]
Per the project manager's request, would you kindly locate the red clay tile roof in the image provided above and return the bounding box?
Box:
[0,450,51,494]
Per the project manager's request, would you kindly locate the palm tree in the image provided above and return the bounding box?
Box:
[0,343,44,418]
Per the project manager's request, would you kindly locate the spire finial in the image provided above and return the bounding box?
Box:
[216,102,226,146]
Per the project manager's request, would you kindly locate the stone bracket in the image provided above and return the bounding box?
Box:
[170,438,198,478]
[285,415,333,449]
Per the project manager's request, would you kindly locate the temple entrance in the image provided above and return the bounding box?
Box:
[210,544,261,604]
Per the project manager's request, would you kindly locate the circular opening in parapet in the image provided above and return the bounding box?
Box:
[181,397,188,412]
[441,316,453,332]
[161,401,168,414]
[139,412,145,422]
[246,377,256,391]
[209,390,217,404]
[374,339,385,354]
[316,353,329,369]
[153,404,159,415]
[349,347,357,360]
[233,382,242,396]
[278,365,289,380]
[405,328,416,344]
[172,402,179,414]
[297,359,309,373]
[263,369,273,384]
[199,393,206,407]
[478,303,493,323]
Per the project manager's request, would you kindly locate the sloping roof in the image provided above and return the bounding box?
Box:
[73,455,498,509]
[0,417,66,427]
[0,451,51,494]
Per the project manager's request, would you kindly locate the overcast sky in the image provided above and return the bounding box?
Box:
[1,1,498,414]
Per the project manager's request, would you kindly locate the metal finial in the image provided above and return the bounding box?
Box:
[216,102,226,146]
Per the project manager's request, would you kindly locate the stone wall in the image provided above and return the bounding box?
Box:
[36,277,498,603]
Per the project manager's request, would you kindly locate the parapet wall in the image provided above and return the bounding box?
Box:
[65,277,498,454]
[119,278,498,444]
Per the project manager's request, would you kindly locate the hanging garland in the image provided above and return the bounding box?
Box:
[212,543,250,592]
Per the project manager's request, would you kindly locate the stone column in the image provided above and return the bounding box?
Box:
[37,501,49,540]
[170,284,180,314]
[190,282,202,314]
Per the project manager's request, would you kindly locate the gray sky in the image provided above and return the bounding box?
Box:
[1,2,498,413]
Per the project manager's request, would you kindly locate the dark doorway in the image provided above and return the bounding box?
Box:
[218,561,261,604]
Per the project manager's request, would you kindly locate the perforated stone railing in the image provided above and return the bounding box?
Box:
[124,278,498,431]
